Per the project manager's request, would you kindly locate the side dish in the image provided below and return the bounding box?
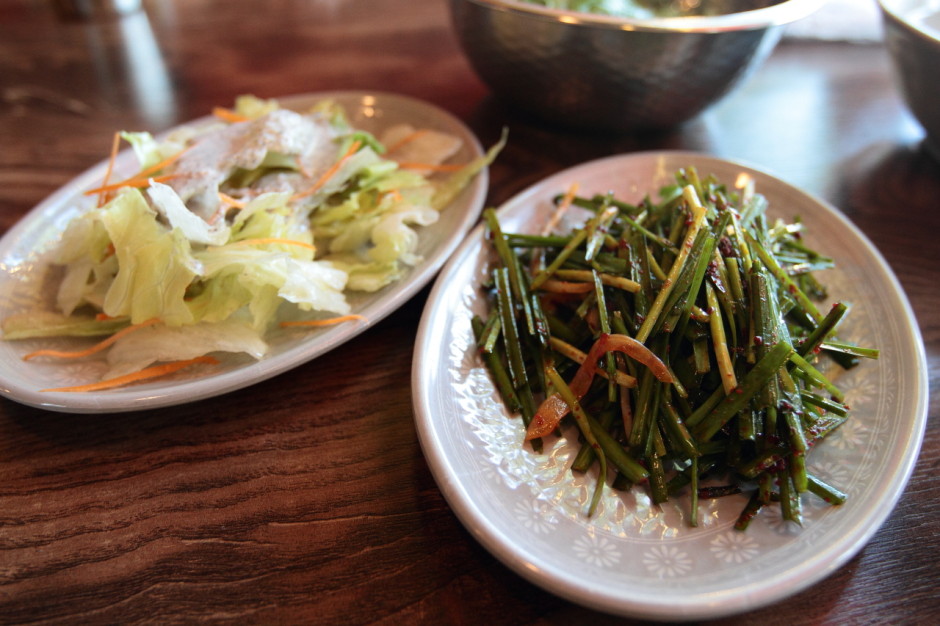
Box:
[475,167,877,528]
[2,95,500,391]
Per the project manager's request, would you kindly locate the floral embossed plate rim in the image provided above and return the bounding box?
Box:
[411,151,928,620]
[0,91,487,413]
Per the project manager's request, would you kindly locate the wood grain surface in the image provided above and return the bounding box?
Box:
[0,0,937,623]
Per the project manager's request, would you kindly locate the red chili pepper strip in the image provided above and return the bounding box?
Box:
[525,333,673,440]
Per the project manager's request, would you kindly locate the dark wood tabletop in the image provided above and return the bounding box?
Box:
[0,0,937,623]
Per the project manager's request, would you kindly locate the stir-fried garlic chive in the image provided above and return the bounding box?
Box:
[477,167,877,527]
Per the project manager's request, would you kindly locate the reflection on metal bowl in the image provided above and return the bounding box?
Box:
[450,0,823,132]
[879,0,940,159]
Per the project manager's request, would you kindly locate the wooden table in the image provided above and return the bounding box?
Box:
[0,1,936,623]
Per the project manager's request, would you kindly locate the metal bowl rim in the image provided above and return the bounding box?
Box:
[454,0,824,33]
[878,0,940,45]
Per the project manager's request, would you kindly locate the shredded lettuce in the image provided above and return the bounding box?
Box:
[98,189,200,326]
[149,181,231,246]
[327,257,404,292]
[233,94,281,119]
[432,127,507,210]
[1,312,127,340]
[379,124,461,171]
[368,205,439,265]
[120,131,163,170]
[2,95,502,388]
[55,208,115,315]
[105,317,268,379]
[192,246,349,328]
[230,197,311,249]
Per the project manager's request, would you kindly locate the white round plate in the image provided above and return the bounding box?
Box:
[412,151,927,620]
[0,91,487,413]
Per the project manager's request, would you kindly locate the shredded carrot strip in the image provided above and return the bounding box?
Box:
[84,173,178,196]
[280,314,367,328]
[395,162,465,172]
[218,192,246,209]
[208,193,243,224]
[40,356,219,393]
[378,189,404,205]
[97,131,122,207]
[384,129,429,154]
[291,140,362,202]
[213,107,249,123]
[228,238,316,251]
[23,318,161,361]
[88,147,189,198]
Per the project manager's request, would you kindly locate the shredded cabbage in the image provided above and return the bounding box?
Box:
[105,318,268,379]
[98,189,199,326]
[2,94,502,387]
[149,180,231,246]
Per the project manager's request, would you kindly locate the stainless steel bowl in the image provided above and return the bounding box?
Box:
[878,0,940,159]
[450,0,822,132]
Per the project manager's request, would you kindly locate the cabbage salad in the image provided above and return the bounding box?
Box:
[3,95,500,390]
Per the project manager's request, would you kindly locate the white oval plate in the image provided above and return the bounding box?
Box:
[0,91,487,413]
[412,152,928,620]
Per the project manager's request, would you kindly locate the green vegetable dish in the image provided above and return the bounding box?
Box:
[475,167,878,530]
